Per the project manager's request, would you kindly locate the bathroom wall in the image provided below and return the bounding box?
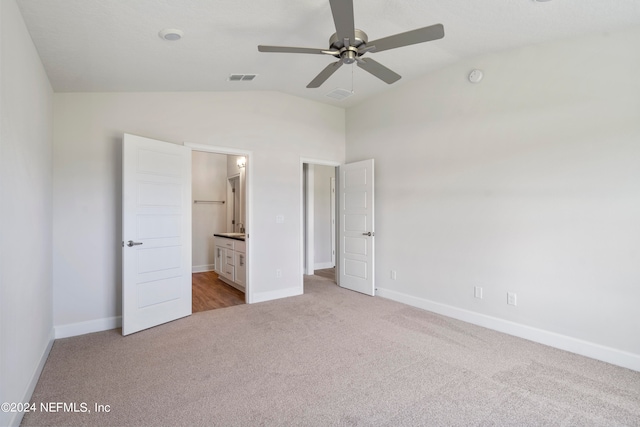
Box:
[192,151,227,272]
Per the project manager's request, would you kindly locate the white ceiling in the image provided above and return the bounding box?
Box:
[16,0,640,108]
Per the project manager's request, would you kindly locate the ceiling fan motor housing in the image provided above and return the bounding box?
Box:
[330,29,368,64]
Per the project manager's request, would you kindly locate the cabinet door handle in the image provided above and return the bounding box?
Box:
[239,254,244,266]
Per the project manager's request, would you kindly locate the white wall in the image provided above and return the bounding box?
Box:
[53,92,344,333]
[192,151,227,272]
[346,28,640,369]
[314,165,334,268]
[0,1,54,425]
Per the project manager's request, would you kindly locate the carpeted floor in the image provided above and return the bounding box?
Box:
[22,275,640,426]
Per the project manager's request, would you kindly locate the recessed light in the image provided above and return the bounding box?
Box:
[158,29,184,41]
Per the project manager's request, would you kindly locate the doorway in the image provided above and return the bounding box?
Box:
[302,161,338,285]
[301,158,376,297]
[189,144,251,311]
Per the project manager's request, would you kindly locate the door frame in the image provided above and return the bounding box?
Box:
[300,158,340,288]
[187,142,254,304]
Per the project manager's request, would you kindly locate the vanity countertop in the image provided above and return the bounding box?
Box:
[214,233,246,241]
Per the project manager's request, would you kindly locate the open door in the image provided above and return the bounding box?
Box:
[338,159,375,296]
[122,134,192,335]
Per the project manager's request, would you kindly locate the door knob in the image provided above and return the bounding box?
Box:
[362,232,374,236]
[126,240,143,247]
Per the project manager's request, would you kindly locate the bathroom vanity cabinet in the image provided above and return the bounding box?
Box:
[213,234,246,292]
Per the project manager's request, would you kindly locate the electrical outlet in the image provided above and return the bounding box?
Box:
[276,269,282,279]
[474,286,483,299]
[507,292,517,306]
[390,270,397,280]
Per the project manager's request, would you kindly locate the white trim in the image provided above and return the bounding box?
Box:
[377,287,640,372]
[252,286,302,304]
[185,142,251,157]
[55,316,122,339]
[330,177,336,267]
[192,264,215,273]
[305,164,315,276]
[300,157,341,167]
[8,330,55,427]
[314,262,334,270]
[185,142,253,304]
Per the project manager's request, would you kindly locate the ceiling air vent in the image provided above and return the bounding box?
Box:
[326,88,353,101]
[228,74,257,81]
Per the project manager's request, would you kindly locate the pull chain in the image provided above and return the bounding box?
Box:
[351,63,355,94]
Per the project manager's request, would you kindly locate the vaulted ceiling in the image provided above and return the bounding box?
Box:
[17,0,640,107]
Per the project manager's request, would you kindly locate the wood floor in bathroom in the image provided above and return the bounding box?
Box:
[192,271,245,313]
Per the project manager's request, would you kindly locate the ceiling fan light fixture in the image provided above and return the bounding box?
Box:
[158,28,184,41]
[257,0,444,89]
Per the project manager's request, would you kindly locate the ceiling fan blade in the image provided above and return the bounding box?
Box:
[356,58,401,84]
[307,61,344,88]
[258,45,337,55]
[367,23,444,53]
[329,0,355,42]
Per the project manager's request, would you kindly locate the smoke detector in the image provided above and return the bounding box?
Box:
[158,29,184,41]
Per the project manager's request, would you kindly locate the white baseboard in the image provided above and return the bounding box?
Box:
[376,287,640,372]
[192,264,215,273]
[8,329,55,427]
[55,316,122,339]
[314,262,334,270]
[250,286,302,304]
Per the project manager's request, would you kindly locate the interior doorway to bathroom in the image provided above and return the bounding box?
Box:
[190,147,250,313]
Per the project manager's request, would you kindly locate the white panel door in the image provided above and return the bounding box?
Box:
[122,133,192,335]
[338,159,374,296]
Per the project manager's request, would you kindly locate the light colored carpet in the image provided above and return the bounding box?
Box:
[22,276,640,426]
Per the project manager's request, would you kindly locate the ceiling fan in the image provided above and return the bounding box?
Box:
[257,0,444,88]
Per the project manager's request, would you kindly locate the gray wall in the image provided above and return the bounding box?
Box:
[0,1,54,426]
[347,27,640,368]
[52,91,344,332]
